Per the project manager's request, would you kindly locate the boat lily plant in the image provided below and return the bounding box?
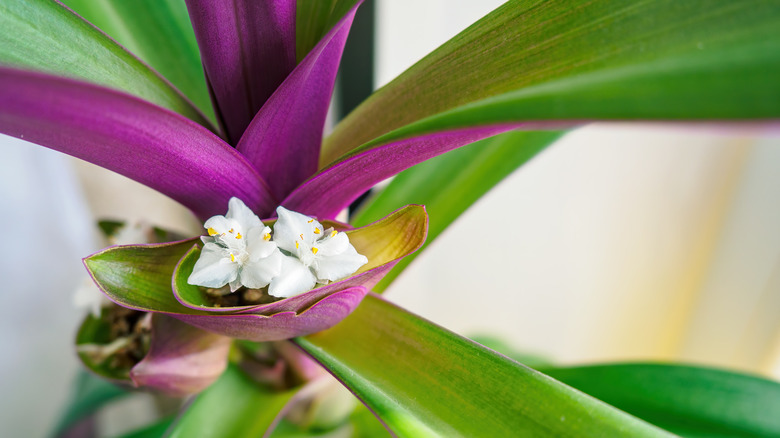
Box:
[1,0,779,436]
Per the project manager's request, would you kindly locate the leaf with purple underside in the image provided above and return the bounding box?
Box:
[173,287,368,342]
[0,68,276,221]
[185,0,297,144]
[130,314,231,396]
[282,125,515,219]
[322,1,780,163]
[0,0,211,127]
[237,2,361,201]
[85,239,204,315]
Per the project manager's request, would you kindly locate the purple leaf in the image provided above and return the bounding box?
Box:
[237,2,361,201]
[174,287,368,342]
[0,67,276,220]
[186,0,297,144]
[130,314,232,396]
[282,125,517,219]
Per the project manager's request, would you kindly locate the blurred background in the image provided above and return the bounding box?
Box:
[1,0,778,436]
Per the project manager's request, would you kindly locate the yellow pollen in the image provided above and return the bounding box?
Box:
[299,234,304,240]
[230,253,236,262]
[207,227,218,236]
[228,228,234,234]
[307,219,314,223]
[295,241,299,249]
[330,230,337,237]
[263,233,271,241]
[312,247,319,255]
[314,227,321,234]
[235,233,242,239]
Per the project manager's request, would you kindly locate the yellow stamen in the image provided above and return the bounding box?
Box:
[299,234,304,240]
[235,233,242,239]
[330,230,337,237]
[228,228,234,234]
[312,247,319,255]
[314,227,321,234]
[307,219,314,223]
[230,253,236,262]
[295,241,299,249]
[263,233,271,241]
[207,227,218,236]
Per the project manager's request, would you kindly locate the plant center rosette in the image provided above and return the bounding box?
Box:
[77,198,428,395]
[85,202,427,341]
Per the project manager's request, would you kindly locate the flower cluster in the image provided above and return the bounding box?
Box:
[187,198,367,298]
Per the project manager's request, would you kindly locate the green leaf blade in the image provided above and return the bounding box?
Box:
[167,365,298,438]
[296,294,672,437]
[542,363,780,438]
[0,0,212,128]
[61,0,215,123]
[296,0,360,62]
[323,0,780,163]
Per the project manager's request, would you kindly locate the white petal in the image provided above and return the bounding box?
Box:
[187,243,239,288]
[273,206,321,253]
[228,278,243,292]
[227,197,262,231]
[315,231,349,256]
[203,215,231,234]
[240,248,283,289]
[246,226,277,259]
[269,255,316,298]
[314,245,368,282]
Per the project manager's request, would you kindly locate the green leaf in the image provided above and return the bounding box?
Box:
[0,0,212,128]
[296,0,360,62]
[61,0,215,123]
[352,130,564,291]
[118,417,175,438]
[296,294,672,437]
[84,239,205,314]
[53,370,129,436]
[541,364,780,438]
[166,365,299,438]
[322,0,780,164]
[467,334,554,369]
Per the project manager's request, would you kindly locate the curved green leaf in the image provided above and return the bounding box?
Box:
[322,0,780,164]
[118,417,175,438]
[296,294,672,437]
[84,239,205,315]
[61,0,215,122]
[0,0,212,128]
[167,365,299,438]
[296,0,360,62]
[352,130,564,291]
[542,364,780,438]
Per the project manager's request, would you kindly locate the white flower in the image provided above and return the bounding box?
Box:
[269,206,367,298]
[188,197,282,292]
